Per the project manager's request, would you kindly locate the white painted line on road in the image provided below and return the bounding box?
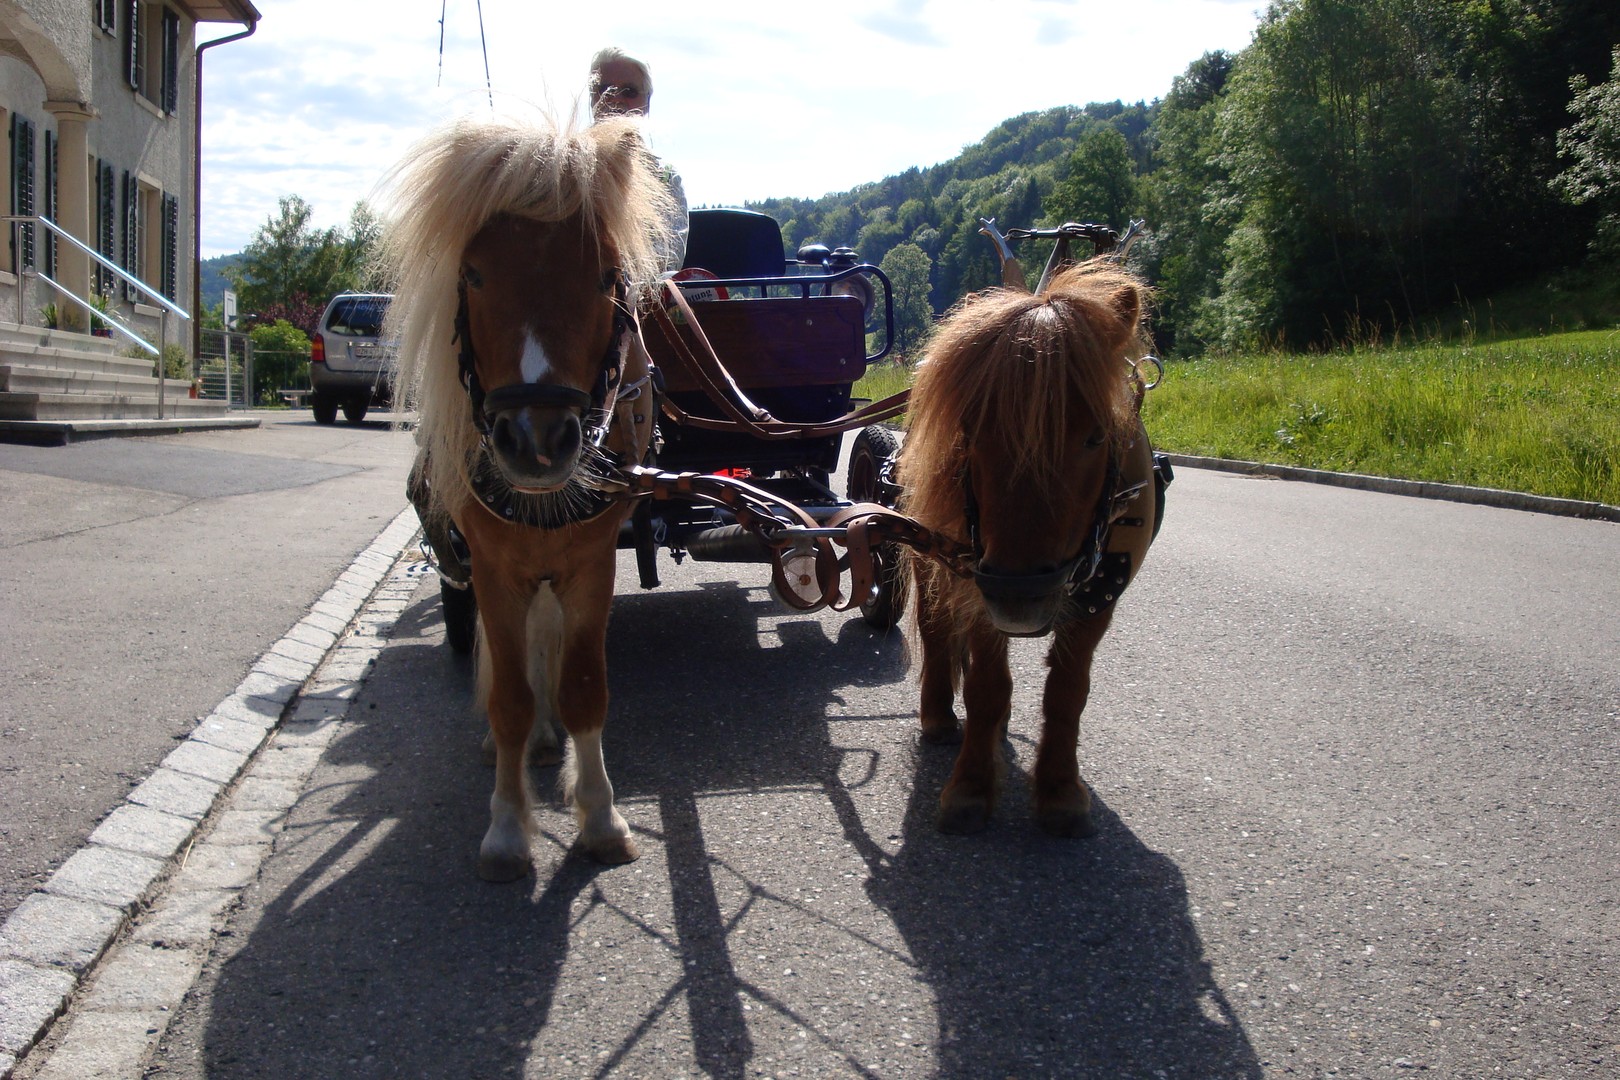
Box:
[0,507,424,1079]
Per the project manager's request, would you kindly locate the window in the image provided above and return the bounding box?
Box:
[98,0,117,33]
[9,114,36,273]
[125,3,181,114]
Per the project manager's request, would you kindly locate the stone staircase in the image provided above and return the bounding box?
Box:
[0,320,230,421]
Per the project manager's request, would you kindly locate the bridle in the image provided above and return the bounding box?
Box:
[453,265,638,445]
[961,448,1150,616]
[453,266,649,528]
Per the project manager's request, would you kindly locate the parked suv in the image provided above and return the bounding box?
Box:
[310,293,393,424]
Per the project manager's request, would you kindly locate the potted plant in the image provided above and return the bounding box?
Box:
[89,292,115,337]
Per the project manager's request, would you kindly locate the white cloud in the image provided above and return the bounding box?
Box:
[198,0,1263,255]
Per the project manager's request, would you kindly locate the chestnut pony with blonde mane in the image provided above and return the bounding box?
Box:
[384,115,674,879]
[900,261,1162,838]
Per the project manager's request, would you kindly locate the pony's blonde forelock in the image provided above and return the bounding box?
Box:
[380,113,674,517]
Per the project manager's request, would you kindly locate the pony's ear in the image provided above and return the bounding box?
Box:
[1107,285,1141,338]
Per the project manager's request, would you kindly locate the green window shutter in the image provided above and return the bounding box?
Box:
[123,170,139,300]
[126,1,143,92]
[10,115,36,270]
[42,129,56,277]
[98,161,117,294]
[161,9,180,115]
[162,193,179,300]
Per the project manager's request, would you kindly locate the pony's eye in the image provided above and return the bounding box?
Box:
[462,265,484,290]
[1084,430,1107,449]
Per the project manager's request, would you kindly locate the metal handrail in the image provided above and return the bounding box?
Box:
[30,268,156,355]
[4,213,190,320]
[6,213,193,417]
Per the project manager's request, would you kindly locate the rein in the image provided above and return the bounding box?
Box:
[648,280,912,439]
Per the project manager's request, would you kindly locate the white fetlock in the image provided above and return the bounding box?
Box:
[478,790,534,882]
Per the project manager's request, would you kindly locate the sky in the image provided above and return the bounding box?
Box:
[197,0,1267,257]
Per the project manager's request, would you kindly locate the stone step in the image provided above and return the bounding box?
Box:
[0,341,156,380]
[0,391,230,421]
[0,322,128,358]
[0,363,179,397]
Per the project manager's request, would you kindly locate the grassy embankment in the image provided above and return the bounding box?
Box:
[854,329,1620,506]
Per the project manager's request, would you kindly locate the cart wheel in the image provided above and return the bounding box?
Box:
[441,579,478,655]
[847,425,907,630]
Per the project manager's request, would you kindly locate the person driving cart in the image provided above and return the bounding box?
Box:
[589,47,689,273]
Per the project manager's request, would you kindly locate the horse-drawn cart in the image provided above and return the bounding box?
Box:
[388,116,1167,876]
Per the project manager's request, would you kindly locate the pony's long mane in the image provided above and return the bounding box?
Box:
[900,260,1151,539]
[380,113,675,513]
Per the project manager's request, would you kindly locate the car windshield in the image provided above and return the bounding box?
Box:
[325,297,389,337]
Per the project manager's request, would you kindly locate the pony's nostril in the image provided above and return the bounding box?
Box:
[490,413,523,460]
[542,412,582,466]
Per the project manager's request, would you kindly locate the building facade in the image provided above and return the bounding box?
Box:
[1,0,256,350]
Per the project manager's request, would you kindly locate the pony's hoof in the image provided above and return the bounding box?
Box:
[920,720,962,746]
[1036,807,1097,838]
[937,800,991,835]
[580,834,640,865]
[477,851,533,883]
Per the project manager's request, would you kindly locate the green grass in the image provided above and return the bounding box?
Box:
[1141,330,1620,504]
[854,333,1620,505]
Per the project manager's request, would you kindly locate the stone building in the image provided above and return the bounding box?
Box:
[0,0,258,424]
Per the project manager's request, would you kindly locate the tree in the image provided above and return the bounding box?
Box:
[1553,46,1620,261]
[878,243,933,361]
[1044,127,1138,228]
[231,196,377,334]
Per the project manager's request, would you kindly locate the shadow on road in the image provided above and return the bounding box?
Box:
[185,579,1257,1077]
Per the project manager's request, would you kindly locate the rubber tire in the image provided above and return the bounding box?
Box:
[312,397,338,425]
[441,579,478,655]
[342,399,369,423]
[846,425,907,630]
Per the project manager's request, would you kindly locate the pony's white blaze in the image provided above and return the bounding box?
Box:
[519,329,554,384]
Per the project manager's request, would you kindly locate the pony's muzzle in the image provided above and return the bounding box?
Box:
[483,381,593,491]
[488,407,584,492]
[974,561,1077,637]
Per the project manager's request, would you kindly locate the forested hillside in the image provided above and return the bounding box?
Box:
[743,0,1620,355]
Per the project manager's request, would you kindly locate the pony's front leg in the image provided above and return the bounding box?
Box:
[937,622,1011,834]
[914,561,963,745]
[1033,614,1112,837]
[476,581,541,882]
[556,556,638,865]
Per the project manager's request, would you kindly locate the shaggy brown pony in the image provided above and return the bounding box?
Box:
[899,260,1162,837]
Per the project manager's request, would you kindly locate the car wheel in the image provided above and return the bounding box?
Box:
[312,397,338,425]
[846,425,907,630]
[441,580,478,655]
[342,400,369,423]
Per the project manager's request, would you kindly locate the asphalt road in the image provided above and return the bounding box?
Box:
[116,465,1619,1078]
[0,412,417,928]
